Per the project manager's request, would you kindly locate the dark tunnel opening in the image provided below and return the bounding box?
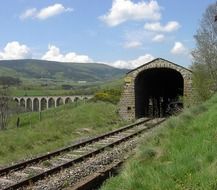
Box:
[135,68,184,118]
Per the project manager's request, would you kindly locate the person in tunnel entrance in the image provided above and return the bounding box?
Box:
[148,96,161,118]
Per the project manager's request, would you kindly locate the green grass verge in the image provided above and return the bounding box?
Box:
[101,95,217,190]
[0,101,127,165]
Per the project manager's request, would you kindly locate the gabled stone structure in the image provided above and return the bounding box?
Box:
[118,58,192,120]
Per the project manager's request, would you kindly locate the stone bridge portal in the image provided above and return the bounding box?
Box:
[119,58,192,120]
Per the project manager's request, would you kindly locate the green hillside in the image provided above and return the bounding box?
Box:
[0,59,128,82]
[101,95,217,190]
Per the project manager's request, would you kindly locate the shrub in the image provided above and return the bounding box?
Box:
[93,88,121,104]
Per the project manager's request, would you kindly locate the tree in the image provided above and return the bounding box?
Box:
[0,87,10,130]
[192,2,217,102]
[191,64,213,103]
[0,76,21,86]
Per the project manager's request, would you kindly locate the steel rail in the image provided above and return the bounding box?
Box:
[0,118,151,177]
[2,118,165,190]
[71,119,166,190]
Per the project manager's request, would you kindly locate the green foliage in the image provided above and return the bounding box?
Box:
[93,88,122,104]
[192,64,214,104]
[191,2,217,103]
[0,76,21,86]
[101,94,217,190]
[139,148,157,161]
[0,86,18,130]
[0,102,127,165]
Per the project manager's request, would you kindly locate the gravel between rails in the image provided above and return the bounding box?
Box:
[0,118,164,190]
[26,119,165,190]
[26,138,137,190]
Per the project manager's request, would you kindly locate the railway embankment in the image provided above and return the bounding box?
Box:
[0,101,127,166]
[101,94,217,190]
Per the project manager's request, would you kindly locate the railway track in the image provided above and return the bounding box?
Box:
[0,117,165,190]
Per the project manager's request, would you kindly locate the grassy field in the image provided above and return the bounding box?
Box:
[9,78,123,96]
[10,88,77,96]
[101,94,217,190]
[0,101,127,165]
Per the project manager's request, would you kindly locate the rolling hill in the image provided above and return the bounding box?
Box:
[0,59,128,82]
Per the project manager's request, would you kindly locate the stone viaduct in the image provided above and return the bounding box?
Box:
[118,58,192,120]
[13,95,93,112]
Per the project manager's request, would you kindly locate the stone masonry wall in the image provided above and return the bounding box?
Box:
[118,58,192,120]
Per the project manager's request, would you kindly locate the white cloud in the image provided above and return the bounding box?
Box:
[0,41,31,60]
[107,54,154,69]
[100,0,161,27]
[124,41,142,49]
[20,8,37,20]
[0,42,154,69]
[144,21,180,32]
[37,4,73,20]
[42,45,93,63]
[123,29,151,47]
[170,42,187,55]
[20,4,73,20]
[42,45,154,68]
[152,34,165,42]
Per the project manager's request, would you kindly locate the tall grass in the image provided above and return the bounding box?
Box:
[0,101,126,165]
[101,94,217,190]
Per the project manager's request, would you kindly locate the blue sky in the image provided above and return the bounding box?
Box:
[0,0,215,69]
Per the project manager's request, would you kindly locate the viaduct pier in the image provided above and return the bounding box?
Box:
[13,95,93,112]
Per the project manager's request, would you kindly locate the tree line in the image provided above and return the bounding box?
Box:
[192,2,217,103]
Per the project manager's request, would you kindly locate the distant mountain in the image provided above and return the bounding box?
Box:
[0,59,128,82]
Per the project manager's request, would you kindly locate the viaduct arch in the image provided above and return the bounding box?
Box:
[13,95,93,112]
[118,58,192,120]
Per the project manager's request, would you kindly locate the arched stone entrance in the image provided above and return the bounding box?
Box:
[135,68,184,118]
[33,98,39,111]
[74,97,80,102]
[26,98,32,111]
[118,58,192,120]
[65,97,72,104]
[56,97,63,106]
[41,98,47,111]
[48,98,55,108]
[20,98,25,108]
